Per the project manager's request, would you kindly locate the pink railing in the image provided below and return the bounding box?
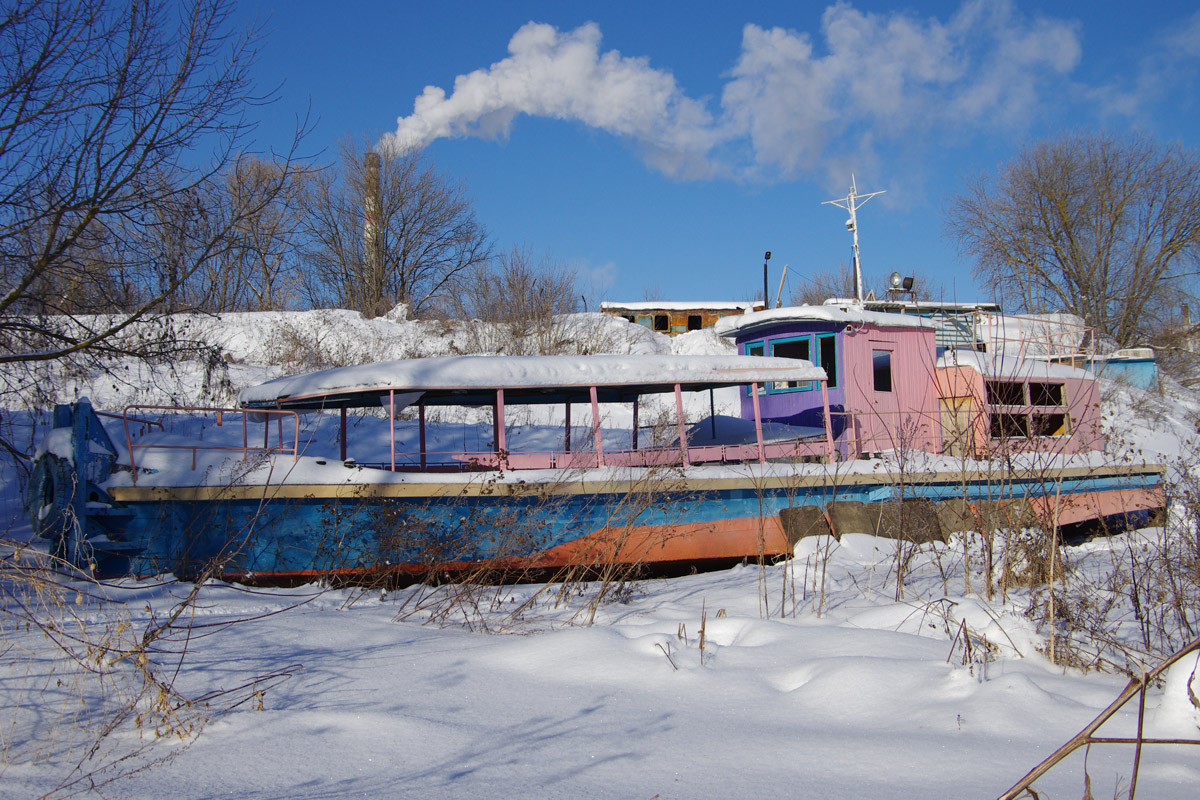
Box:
[122,405,301,485]
[363,436,834,474]
[832,404,1090,460]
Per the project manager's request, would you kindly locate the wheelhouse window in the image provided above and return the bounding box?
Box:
[654,314,669,332]
[1030,413,1070,437]
[985,380,1025,406]
[687,314,702,331]
[984,380,1070,441]
[1029,382,1065,406]
[991,412,1030,439]
[771,336,813,390]
[872,350,892,393]
[818,334,837,389]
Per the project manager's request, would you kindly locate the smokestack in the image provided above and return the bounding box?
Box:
[364,152,381,292]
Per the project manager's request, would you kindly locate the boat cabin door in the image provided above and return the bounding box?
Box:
[940,396,976,457]
[865,342,901,452]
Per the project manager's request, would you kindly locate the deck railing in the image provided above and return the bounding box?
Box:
[833,403,1093,461]
[122,405,301,484]
[355,436,833,473]
[112,402,1096,480]
[972,311,1095,363]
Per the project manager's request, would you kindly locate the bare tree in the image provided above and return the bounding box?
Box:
[452,244,580,354]
[790,263,859,306]
[191,155,307,312]
[0,0,306,368]
[946,132,1200,347]
[790,263,938,306]
[298,138,491,318]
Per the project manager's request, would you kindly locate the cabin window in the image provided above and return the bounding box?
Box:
[985,380,1025,406]
[1029,382,1064,406]
[654,314,669,331]
[745,341,766,394]
[1031,413,1069,437]
[872,350,892,393]
[687,315,702,331]
[771,336,813,390]
[623,315,635,323]
[818,334,837,389]
[636,314,652,328]
[990,412,1029,439]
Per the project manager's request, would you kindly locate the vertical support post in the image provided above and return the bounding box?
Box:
[495,388,506,457]
[418,402,426,471]
[339,407,347,462]
[632,398,639,451]
[709,389,717,439]
[123,408,138,485]
[675,383,689,467]
[389,389,395,472]
[564,402,571,454]
[590,386,603,468]
[821,379,834,460]
[751,383,765,464]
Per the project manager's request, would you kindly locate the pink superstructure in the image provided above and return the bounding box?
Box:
[715,304,1103,459]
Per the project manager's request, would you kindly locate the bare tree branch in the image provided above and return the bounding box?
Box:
[945,132,1200,347]
[0,0,309,371]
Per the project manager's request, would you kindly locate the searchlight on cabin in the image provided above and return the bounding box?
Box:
[887,271,915,297]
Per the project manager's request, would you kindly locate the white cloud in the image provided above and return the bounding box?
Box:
[722,1,1082,181]
[383,22,718,177]
[1164,10,1200,60]
[1086,9,1200,122]
[385,3,1092,182]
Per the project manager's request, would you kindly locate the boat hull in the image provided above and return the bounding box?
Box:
[81,467,1164,582]
[27,400,1165,583]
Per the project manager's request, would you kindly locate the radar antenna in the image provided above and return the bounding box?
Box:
[822,175,885,304]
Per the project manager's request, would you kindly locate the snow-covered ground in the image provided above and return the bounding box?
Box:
[2,310,1199,799]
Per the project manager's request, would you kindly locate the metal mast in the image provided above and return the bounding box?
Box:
[822,175,884,304]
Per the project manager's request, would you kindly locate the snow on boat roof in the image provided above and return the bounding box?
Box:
[937,350,1095,381]
[239,354,825,410]
[713,303,935,337]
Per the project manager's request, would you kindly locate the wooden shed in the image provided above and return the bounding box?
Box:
[601,301,764,336]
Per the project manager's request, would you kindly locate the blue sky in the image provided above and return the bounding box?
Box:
[233,0,1200,307]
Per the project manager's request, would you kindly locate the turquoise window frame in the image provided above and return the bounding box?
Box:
[744,340,767,395]
[768,335,815,393]
[816,332,837,389]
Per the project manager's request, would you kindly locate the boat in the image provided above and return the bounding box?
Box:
[27,327,1165,583]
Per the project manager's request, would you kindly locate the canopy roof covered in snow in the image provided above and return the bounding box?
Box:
[713,303,935,338]
[239,354,825,410]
